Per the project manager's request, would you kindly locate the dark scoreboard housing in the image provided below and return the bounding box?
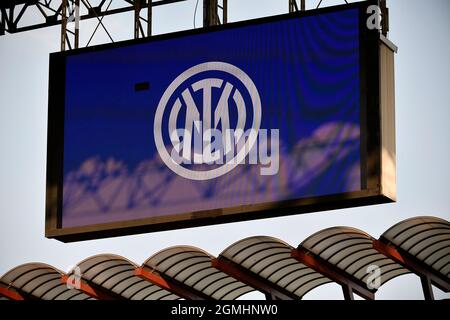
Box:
[46,0,397,242]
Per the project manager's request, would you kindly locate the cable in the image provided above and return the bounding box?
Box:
[194,0,200,28]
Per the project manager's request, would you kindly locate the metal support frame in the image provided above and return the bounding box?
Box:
[134,0,152,39]
[61,0,79,51]
[223,0,227,24]
[289,0,306,13]
[1,0,389,50]
[342,284,355,300]
[135,267,211,300]
[211,257,298,300]
[380,0,389,36]
[291,248,375,300]
[203,0,227,27]
[0,285,26,300]
[373,239,450,300]
[0,9,5,35]
[420,276,435,301]
[61,0,67,50]
[60,274,119,300]
[134,0,141,39]
[148,0,152,37]
[0,0,187,51]
[203,0,217,27]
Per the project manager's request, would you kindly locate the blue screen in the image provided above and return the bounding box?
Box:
[62,8,361,227]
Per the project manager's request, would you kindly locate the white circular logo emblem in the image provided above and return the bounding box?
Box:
[154,61,261,180]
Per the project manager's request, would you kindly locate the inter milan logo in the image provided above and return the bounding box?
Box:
[154,61,278,180]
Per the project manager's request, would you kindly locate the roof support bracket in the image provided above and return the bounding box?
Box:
[135,267,209,300]
[373,239,450,295]
[291,248,375,300]
[60,275,118,300]
[0,285,26,300]
[212,257,298,300]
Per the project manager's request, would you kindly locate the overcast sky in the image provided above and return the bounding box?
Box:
[0,0,449,300]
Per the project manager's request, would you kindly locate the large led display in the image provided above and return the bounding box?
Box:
[46,1,395,241]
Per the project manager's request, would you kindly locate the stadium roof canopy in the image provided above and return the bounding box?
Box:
[1,216,449,300]
[0,263,93,300]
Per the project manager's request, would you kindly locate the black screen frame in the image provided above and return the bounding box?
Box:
[46,0,390,242]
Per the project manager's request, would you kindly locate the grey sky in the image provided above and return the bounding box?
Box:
[0,0,449,300]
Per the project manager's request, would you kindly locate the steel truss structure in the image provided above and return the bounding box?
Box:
[0,0,226,50]
[1,1,388,51]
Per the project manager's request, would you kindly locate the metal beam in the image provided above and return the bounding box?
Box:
[373,239,450,295]
[380,0,389,36]
[342,284,355,300]
[134,0,141,39]
[135,267,210,300]
[147,0,152,36]
[0,285,26,300]
[212,257,298,300]
[222,0,227,24]
[289,0,306,13]
[291,248,375,300]
[1,7,6,35]
[420,276,435,301]
[0,1,39,9]
[203,0,218,27]
[61,0,67,51]
[289,0,298,13]
[74,0,79,48]
[60,275,119,300]
[1,0,186,35]
[134,0,151,39]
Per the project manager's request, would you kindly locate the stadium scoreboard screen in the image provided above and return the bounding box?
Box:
[46,1,397,241]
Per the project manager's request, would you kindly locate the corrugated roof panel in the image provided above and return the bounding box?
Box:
[144,246,255,300]
[220,236,331,298]
[0,217,447,300]
[381,216,450,279]
[300,227,410,286]
[71,254,180,300]
[0,263,92,300]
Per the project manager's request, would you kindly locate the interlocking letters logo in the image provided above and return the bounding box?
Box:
[154,61,279,180]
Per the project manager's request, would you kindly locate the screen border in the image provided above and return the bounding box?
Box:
[46,0,391,242]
